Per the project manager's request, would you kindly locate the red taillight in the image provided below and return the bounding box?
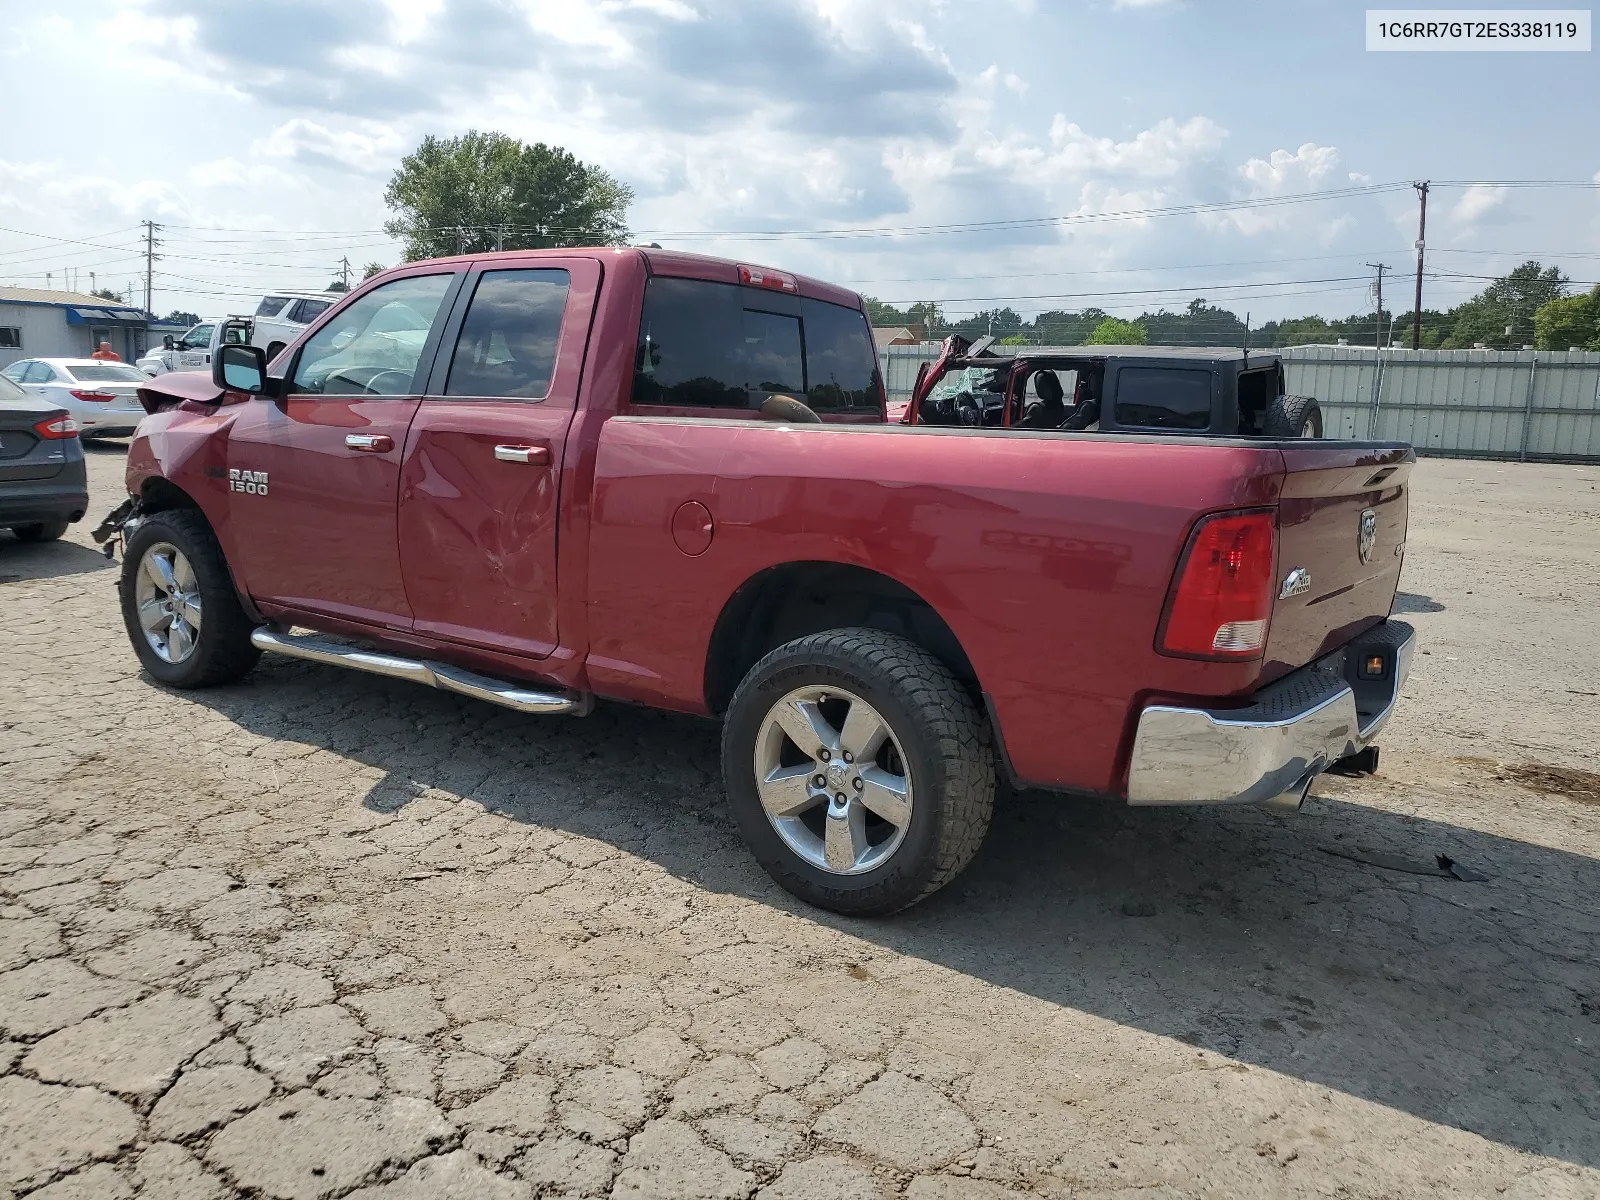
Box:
[34,415,80,440]
[736,263,798,293]
[1158,510,1276,659]
[70,389,116,403]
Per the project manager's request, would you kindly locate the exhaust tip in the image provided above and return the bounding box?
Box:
[1262,771,1316,813]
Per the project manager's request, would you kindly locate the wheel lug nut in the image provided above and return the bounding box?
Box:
[814,774,826,787]
[835,792,847,805]
[843,752,853,763]
[818,749,830,762]
[852,778,863,790]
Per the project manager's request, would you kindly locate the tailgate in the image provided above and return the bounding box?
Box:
[1262,444,1413,681]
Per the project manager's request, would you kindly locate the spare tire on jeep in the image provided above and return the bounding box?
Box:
[1263,394,1323,438]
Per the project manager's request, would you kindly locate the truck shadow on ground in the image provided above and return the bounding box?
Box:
[197,657,1599,1170]
[0,534,115,582]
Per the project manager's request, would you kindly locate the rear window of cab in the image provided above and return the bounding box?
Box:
[631,277,880,414]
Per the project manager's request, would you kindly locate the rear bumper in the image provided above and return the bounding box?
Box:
[74,409,142,436]
[1127,619,1415,807]
[0,475,90,527]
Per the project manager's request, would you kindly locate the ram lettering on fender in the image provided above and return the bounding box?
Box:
[229,468,269,496]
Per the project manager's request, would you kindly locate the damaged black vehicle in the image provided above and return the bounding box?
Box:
[903,334,1324,438]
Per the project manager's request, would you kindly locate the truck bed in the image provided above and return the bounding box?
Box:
[585,416,1412,795]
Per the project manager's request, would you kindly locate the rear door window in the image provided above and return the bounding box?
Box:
[801,299,878,413]
[444,269,571,399]
[290,298,333,324]
[1114,367,1212,430]
[256,296,290,317]
[631,277,879,413]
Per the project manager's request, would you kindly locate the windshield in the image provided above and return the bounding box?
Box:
[69,363,149,383]
[181,324,214,348]
[924,364,1008,407]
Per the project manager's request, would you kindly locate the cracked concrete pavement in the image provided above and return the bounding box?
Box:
[1,447,1597,1198]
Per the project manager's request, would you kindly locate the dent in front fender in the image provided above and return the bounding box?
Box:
[125,405,250,583]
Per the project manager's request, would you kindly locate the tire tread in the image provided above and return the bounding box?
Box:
[723,627,995,913]
[120,509,260,687]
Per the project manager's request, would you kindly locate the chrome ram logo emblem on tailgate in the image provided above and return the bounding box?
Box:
[1357,508,1378,564]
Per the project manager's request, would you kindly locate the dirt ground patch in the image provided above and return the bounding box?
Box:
[1497,762,1600,805]
[2,451,1597,1198]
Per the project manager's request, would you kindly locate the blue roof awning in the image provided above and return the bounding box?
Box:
[65,306,145,325]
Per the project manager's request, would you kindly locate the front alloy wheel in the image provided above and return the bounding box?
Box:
[119,508,261,688]
[135,541,203,664]
[755,686,913,875]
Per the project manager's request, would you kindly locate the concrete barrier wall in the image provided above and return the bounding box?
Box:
[878,344,1600,461]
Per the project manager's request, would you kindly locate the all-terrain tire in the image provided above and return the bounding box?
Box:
[1263,394,1323,438]
[722,628,996,916]
[120,509,261,688]
[12,520,69,542]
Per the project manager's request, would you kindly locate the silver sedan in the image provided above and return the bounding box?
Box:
[0,357,148,439]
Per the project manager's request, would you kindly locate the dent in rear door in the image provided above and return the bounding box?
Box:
[398,258,601,660]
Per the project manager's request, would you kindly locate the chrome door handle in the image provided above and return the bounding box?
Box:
[345,434,393,452]
[494,444,550,465]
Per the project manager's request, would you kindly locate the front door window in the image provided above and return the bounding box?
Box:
[292,276,452,396]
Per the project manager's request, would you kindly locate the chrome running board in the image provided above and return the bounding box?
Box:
[250,628,592,716]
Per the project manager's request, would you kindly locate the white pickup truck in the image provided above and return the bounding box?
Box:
[136,317,250,376]
[137,291,340,376]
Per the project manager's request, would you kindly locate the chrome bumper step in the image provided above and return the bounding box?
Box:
[250,628,592,717]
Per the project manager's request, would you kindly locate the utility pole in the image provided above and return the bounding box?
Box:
[1366,262,1390,347]
[1410,181,1429,350]
[143,220,162,316]
[494,224,504,252]
[338,256,351,290]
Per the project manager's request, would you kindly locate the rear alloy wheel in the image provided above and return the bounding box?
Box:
[119,510,261,688]
[12,520,69,543]
[754,684,914,875]
[723,628,995,915]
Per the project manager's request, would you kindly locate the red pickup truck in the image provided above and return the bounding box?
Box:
[105,247,1415,915]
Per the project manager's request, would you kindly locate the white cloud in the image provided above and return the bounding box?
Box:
[1113,0,1179,8]
[1239,143,1341,194]
[255,119,407,177]
[1449,184,1510,226]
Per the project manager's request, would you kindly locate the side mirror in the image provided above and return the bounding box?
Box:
[215,344,268,395]
[163,335,174,350]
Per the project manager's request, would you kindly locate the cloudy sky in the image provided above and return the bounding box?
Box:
[1,0,1597,324]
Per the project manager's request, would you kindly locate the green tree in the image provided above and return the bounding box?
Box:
[384,131,633,261]
[326,280,350,293]
[91,286,124,303]
[905,302,944,336]
[1442,260,1568,349]
[162,310,200,326]
[362,262,387,280]
[861,296,909,326]
[1534,286,1600,351]
[1084,317,1147,345]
